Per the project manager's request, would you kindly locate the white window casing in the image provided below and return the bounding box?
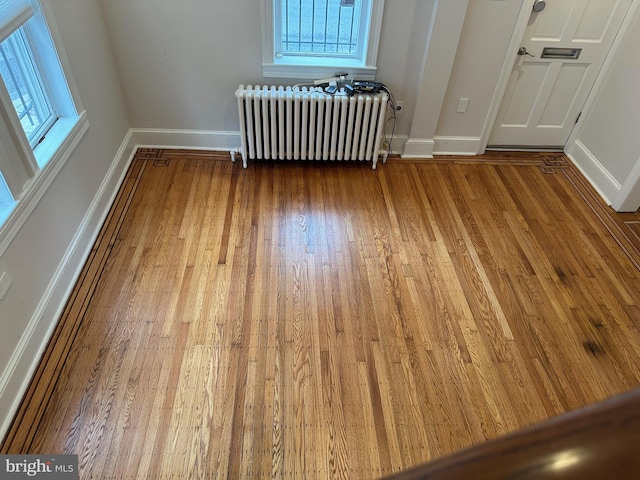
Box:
[262,0,385,80]
[0,0,88,254]
[0,0,33,42]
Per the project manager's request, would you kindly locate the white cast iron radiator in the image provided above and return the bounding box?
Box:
[233,85,389,169]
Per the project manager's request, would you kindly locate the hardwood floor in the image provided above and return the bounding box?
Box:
[2,149,640,478]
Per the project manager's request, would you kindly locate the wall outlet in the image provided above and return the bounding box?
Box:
[395,101,404,114]
[457,97,469,113]
[0,271,12,301]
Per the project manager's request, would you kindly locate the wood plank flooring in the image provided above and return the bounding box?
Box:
[3,149,640,479]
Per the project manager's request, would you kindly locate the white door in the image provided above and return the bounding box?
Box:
[488,0,633,148]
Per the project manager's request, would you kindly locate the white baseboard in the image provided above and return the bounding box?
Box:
[131,128,241,151]
[433,136,482,155]
[132,128,413,164]
[566,140,622,206]
[0,130,137,441]
[382,134,407,156]
[612,154,640,212]
[401,138,435,158]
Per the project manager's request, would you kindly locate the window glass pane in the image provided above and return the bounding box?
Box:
[281,0,363,55]
[0,26,54,146]
[0,170,15,225]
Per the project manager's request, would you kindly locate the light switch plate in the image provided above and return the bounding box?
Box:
[457,98,469,113]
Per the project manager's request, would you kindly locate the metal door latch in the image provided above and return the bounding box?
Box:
[518,47,535,57]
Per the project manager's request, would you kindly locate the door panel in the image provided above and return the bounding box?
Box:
[489,0,632,148]
[532,3,575,40]
[575,0,622,41]
[502,63,549,126]
[538,64,589,126]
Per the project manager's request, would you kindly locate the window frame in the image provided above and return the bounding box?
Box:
[1,26,57,148]
[0,0,88,254]
[261,0,385,80]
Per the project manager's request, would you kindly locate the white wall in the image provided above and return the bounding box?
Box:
[403,0,469,158]
[99,1,262,132]
[0,0,131,437]
[99,0,530,158]
[98,0,436,149]
[567,5,640,211]
[433,0,524,154]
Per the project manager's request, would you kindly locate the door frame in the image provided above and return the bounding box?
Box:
[478,0,640,155]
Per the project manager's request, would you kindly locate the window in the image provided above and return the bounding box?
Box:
[0,27,56,147]
[279,0,363,55]
[0,0,87,245]
[262,0,385,80]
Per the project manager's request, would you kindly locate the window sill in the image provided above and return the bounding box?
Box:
[0,111,89,256]
[33,115,87,169]
[263,60,377,81]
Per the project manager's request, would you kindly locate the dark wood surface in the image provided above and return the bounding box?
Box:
[2,150,640,478]
[383,387,640,479]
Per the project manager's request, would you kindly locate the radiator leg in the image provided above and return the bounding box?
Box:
[380,148,389,164]
[231,147,248,168]
[372,149,389,169]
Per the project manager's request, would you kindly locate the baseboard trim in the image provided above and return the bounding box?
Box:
[401,138,435,158]
[385,135,407,156]
[131,128,411,161]
[566,140,621,206]
[612,154,640,212]
[131,128,241,151]
[433,136,482,155]
[0,130,137,441]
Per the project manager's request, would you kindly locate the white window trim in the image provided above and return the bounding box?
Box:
[0,113,88,255]
[0,0,88,256]
[261,0,385,80]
